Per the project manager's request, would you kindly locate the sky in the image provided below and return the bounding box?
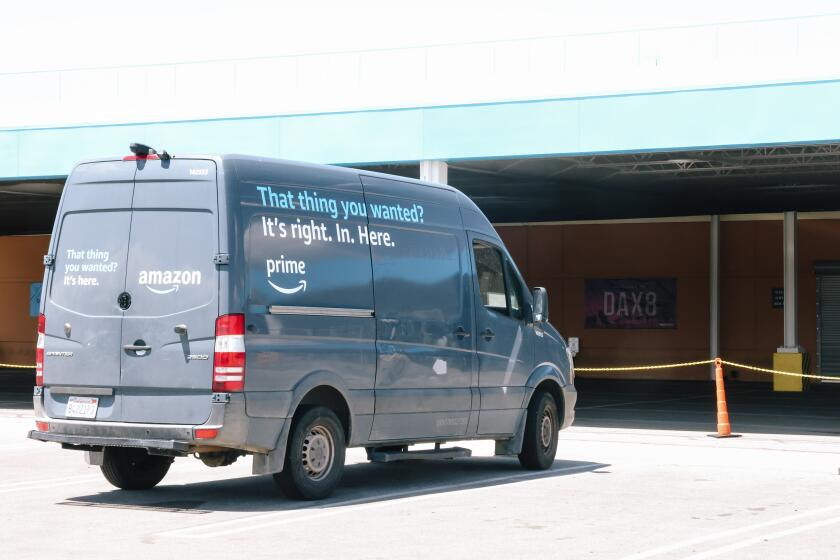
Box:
[2,1,839,74]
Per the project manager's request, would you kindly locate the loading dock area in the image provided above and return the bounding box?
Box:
[6,144,840,395]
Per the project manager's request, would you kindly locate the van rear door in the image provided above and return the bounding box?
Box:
[118,158,219,424]
[42,162,134,421]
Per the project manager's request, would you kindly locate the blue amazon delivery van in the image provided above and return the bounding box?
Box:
[29,145,576,500]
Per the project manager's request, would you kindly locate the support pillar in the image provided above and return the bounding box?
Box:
[774,211,804,391]
[709,215,720,380]
[420,160,448,185]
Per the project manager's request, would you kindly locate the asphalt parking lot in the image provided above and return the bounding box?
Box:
[1,375,838,560]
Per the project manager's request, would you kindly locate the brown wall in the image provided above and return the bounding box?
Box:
[4,219,838,378]
[0,235,50,366]
[497,218,840,381]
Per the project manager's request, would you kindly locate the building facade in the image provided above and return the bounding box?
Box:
[4,5,840,384]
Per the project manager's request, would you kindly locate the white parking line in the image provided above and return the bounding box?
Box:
[0,461,218,495]
[682,515,840,559]
[0,475,103,494]
[615,503,840,560]
[158,463,598,539]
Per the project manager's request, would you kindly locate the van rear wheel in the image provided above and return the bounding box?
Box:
[274,406,346,500]
[518,391,559,470]
[100,447,173,490]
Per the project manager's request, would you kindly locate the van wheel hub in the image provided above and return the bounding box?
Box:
[301,425,334,480]
[539,411,554,449]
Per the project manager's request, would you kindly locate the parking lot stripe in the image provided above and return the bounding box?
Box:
[157,463,598,539]
[615,503,840,560]
[0,475,102,494]
[681,515,840,559]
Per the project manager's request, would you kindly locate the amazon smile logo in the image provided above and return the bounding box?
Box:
[138,269,202,295]
[268,278,307,294]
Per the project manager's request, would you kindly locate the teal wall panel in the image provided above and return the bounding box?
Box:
[0,133,18,176]
[3,79,840,180]
[142,118,282,157]
[421,100,581,160]
[278,109,424,164]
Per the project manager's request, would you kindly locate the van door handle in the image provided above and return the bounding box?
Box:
[454,326,470,339]
[123,344,152,352]
[481,328,495,341]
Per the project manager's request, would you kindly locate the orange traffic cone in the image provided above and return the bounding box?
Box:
[709,358,740,438]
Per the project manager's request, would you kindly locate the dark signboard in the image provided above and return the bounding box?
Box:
[772,287,784,309]
[585,278,677,329]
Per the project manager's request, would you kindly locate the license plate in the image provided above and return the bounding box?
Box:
[66,396,99,419]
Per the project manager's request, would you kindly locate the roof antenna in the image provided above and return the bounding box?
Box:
[129,143,156,156]
[129,143,171,160]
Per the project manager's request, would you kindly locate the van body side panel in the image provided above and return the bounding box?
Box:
[234,160,376,425]
[42,162,135,420]
[362,176,475,441]
[118,159,219,424]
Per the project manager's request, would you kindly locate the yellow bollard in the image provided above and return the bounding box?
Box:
[772,352,804,392]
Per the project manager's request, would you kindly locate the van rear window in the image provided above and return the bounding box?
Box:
[50,211,131,316]
[122,210,217,316]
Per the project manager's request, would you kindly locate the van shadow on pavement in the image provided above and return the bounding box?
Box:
[575,378,840,436]
[58,457,608,515]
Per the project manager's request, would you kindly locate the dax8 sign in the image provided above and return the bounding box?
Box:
[584,278,677,329]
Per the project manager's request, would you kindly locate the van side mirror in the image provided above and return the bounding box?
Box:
[532,287,548,323]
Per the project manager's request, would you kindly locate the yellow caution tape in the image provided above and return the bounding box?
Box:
[576,359,715,372]
[719,359,839,381]
[2,357,836,380]
[577,357,838,381]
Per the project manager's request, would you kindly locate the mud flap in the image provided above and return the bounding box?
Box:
[494,408,528,456]
[252,417,291,475]
[85,450,104,465]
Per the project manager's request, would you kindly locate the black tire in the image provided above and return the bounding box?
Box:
[518,391,559,470]
[100,447,173,490]
[274,407,346,500]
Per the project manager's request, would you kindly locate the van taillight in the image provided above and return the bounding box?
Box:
[213,314,245,392]
[35,314,45,387]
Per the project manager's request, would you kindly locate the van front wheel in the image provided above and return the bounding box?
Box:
[100,447,173,490]
[274,407,346,500]
[518,391,559,470]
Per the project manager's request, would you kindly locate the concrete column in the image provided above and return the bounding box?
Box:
[709,215,720,380]
[773,211,804,392]
[781,211,799,351]
[420,160,448,185]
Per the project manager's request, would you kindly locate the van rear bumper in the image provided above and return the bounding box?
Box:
[28,430,191,454]
[28,392,283,455]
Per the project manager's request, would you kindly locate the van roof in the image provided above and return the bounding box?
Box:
[74,153,486,213]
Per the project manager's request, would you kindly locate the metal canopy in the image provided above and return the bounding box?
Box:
[4,143,840,235]
[361,143,840,223]
[0,181,63,235]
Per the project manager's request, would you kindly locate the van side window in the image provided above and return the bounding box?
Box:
[473,242,507,313]
[506,260,525,320]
